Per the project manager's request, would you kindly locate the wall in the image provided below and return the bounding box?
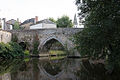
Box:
[42,23,56,28]
[30,23,56,29]
[30,23,42,29]
[21,22,33,30]
[0,30,12,43]
[8,28,82,56]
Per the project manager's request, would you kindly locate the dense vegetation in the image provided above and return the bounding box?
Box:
[13,21,20,30]
[56,15,73,28]
[32,34,39,54]
[49,15,73,28]
[0,42,24,59]
[74,0,120,70]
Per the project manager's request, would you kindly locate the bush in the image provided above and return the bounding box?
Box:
[0,42,24,59]
[24,50,29,55]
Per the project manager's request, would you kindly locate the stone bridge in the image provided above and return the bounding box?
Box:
[2,28,82,55]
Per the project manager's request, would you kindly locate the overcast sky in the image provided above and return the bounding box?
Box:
[0,0,77,22]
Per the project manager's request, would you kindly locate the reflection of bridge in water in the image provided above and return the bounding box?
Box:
[10,58,81,80]
[0,58,81,80]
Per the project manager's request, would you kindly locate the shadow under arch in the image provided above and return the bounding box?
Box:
[38,36,65,52]
[19,42,27,50]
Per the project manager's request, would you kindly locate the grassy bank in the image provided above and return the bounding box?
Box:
[49,50,66,56]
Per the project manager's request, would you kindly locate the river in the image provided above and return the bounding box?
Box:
[0,55,119,80]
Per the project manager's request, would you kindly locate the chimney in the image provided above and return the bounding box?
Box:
[17,18,19,22]
[2,18,6,30]
[35,16,38,24]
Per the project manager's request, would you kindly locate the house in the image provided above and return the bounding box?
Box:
[6,19,18,30]
[30,19,56,29]
[20,16,38,30]
[0,18,19,30]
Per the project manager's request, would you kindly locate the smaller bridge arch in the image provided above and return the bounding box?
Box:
[19,42,27,50]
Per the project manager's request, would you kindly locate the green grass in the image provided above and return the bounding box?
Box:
[24,58,30,62]
[50,56,65,60]
[24,50,29,55]
[49,50,66,56]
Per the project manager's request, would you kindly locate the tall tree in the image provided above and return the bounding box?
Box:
[74,0,120,69]
[13,21,20,30]
[56,15,73,28]
[48,17,56,23]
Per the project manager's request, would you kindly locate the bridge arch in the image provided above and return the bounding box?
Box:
[38,36,65,51]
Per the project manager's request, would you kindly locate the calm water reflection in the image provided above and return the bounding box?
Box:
[0,57,120,80]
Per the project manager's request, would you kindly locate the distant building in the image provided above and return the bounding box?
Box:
[20,16,38,30]
[0,18,19,30]
[73,14,78,28]
[73,13,84,28]
[30,19,56,29]
[6,19,18,30]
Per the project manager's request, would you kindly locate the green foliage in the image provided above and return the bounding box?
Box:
[24,50,29,55]
[13,21,20,30]
[11,34,18,42]
[49,17,56,23]
[33,41,39,54]
[75,0,120,69]
[49,50,66,56]
[0,42,24,59]
[56,15,73,28]
[33,34,39,54]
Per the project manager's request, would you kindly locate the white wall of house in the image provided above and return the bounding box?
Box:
[10,25,13,30]
[30,23,42,29]
[42,23,56,28]
[1,20,4,30]
[30,23,56,29]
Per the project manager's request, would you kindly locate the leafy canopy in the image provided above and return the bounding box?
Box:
[13,21,20,30]
[0,42,24,59]
[74,0,120,69]
[49,17,56,23]
[56,15,73,28]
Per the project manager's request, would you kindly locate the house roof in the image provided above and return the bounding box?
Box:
[20,18,35,26]
[30,19,56,26]
[6,19,17,25]
[37,19,55,24]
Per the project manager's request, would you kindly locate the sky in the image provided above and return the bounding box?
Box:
[0,0,77,22]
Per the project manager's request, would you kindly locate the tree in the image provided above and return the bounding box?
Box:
[13,21,20,30]
[56,15,73,28]
[49,17,56,23]
[0,42,24,59]
[74,0,120,69]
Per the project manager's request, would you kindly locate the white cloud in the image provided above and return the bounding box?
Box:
[0,0,77,22]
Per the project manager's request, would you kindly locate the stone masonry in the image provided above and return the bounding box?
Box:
[1,28,82,55]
